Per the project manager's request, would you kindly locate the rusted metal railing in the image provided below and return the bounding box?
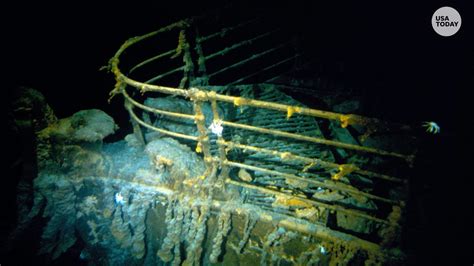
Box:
[107,17,414,260]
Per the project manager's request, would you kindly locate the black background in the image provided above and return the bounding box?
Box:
[2,0,472,265]
[4,1,469,124]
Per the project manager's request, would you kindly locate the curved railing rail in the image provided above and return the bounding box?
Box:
[107,16,414,260]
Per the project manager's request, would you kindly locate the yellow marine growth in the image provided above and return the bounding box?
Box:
[331,164,359,181]
[273,195,313,208]
[154,155,173,170]
[339,115,351,128]
[171,29,186,59]
[286,106,302,119]
[195,141,203,153]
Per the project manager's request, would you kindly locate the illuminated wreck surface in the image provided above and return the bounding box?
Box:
[4,3,467,266]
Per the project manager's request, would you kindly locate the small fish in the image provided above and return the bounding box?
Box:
[238,169,253,182]
[422,121,440,134]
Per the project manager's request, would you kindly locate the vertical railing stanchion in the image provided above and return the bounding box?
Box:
[209,91,230,187]
[190,89,213,175]
[125,100,146,147]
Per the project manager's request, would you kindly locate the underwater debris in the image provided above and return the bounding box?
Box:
[7,9,419,265]
[237,168,253,182]
[38,109,117,143]
[14,90,410,264]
